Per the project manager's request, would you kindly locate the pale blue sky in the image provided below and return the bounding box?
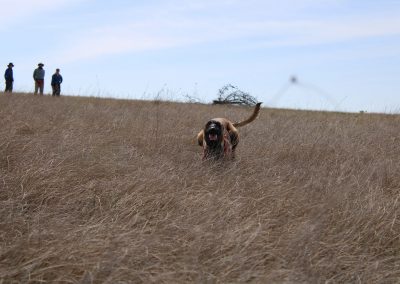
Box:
[1,0,400,112]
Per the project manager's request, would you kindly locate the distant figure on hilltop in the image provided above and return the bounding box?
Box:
[33,63,45,95]
[51,68,63,96]
[4,63,14,93]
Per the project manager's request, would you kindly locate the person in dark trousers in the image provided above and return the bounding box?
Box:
[33,63,45,95]
[4,63,14,92]
[51,68,63,96]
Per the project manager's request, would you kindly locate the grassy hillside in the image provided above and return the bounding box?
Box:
[1,93,400,283]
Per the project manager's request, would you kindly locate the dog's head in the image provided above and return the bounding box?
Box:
[204,120,224,148]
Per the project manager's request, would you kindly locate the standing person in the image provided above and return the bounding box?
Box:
[51,68,63,96]
[4,63,14,93]
[33,63,45,95]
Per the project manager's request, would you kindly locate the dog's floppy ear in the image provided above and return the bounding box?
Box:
[229,130,239,147]
[197,130,204,146]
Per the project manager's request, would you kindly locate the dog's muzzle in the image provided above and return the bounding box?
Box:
[207,127,219,141]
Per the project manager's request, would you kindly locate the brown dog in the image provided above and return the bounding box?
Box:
[197,103,261,160]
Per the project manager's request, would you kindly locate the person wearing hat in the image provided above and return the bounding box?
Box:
[33,63,45,95]
[51,68,63,96]
[4,63,14,92]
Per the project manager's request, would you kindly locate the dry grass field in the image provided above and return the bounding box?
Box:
[1,92,400,283]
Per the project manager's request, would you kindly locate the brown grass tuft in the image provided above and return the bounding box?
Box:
[1,93,400,283]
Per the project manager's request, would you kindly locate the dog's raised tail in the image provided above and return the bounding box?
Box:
[233,102,262,128]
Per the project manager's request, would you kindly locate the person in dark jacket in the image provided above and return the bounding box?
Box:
[33,63,45,95]
[4,63,14,92]
[51,68,63,96]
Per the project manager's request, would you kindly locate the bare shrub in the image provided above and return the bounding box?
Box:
[213,84,259,106]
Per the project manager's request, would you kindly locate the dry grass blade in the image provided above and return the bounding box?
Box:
[1,93,400,283]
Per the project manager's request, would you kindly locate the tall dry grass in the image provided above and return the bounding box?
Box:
[0,92,400,283]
